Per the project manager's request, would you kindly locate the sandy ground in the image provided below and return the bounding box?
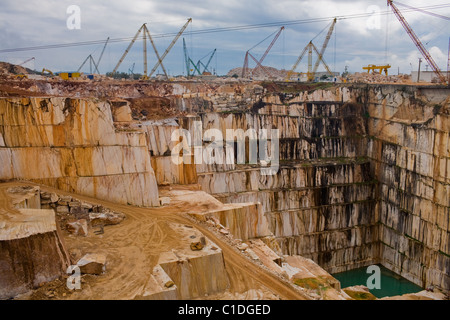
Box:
[0,181,310,300]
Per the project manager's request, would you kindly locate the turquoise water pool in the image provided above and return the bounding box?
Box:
[332,264,423,298]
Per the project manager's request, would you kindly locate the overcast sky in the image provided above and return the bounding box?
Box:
[0,0,449,76]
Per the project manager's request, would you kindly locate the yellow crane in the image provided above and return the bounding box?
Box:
[362,64,391,75]
[286,18,336,82]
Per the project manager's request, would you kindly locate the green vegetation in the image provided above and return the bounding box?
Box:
[343,289,377,300]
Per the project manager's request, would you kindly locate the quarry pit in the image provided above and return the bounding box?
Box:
[0,78,448,300]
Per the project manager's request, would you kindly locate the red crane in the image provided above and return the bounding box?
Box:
[242,27,284,78]
[387,0,447,84]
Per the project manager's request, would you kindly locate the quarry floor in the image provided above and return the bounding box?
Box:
[1,181,309,300]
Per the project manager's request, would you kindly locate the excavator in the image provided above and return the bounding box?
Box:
[41,68,54,76]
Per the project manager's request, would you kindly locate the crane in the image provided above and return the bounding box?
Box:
[77,54,99,73]
[196,49,216,74]
[147,18,192,78]
[183,38,201,77]
[242,27,284,78]
[18,57,35,66]
[95,37,109,73]
[311,18,336,81]
[112,24,146,74]
[286,19,336,82]
[111,23,168,78]
[387,0,447,84]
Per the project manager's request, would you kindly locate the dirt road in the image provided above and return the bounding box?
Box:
[0,181,310,300]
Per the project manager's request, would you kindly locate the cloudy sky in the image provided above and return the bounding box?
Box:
[0,0,449,76]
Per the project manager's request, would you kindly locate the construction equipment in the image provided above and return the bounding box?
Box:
[311,18,336,81]
[183,38,201,77]
[362,64,391,75]
[78,38,109,74]
[183,39,216,77]
[147,18,192,78]
[42,68,54,76]
[113,19,191,79]
[95,37,109,73]
[242,27,284,78]
[286,19,336,82]
[286,41,334,81]
[15,74,28,79]
[77,38,109,74]
[58,72,81,80]
[112,23,167,78]
[196,49,217,75]
[18,57,35,66]
[77,54,99,74]
[387,0,447,84]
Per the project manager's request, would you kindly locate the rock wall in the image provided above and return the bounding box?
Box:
[366,86,450,290]
[2,80,448,293]
[142,82,448,291]
[0,97,159,207]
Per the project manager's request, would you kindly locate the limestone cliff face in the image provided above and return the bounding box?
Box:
[366,86,449,291]
[141,82,448,292]
[2,81,448,293]
[0,97,159,207]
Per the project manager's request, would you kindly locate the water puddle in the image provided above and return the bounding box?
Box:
[333,264,423,298]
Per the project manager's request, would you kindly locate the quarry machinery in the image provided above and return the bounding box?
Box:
[77,54,99,74]
[113,19,191,80]
[286,19,336,81]
[310,18,336,81]
[18,57,35,66]
[183,38,202,77]
[387,0,447,84]
[363,64,391,75]
[147,18,192,78]
[242,26,284,78]
[196,49,217,75]
[41,68,54,76]
[78,37,109,74]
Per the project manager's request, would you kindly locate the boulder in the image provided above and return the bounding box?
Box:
[159,197,171,206]
[56,206,69,214]
[66,219,88,236]
[89,210,125,226]
[76,253,107,275]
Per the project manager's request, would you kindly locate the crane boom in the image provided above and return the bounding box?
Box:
[286,45,308,80]
[18,57,35,66]
[311,18,336,79]
[311,42,333,76]
[96,37,109,73]
[148,18,192,78]
[144,26,168,78]
[202,49,216,73]
[112,25,144,73]
[387,0,447,84]
[252,27,284,76]
[242,27,284,78]
[248,52,273,78]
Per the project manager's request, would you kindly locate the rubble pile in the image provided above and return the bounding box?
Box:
[347,72,411,84]
[40,191,125,236]
[0,62,28,78]
[227,66,288,79]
